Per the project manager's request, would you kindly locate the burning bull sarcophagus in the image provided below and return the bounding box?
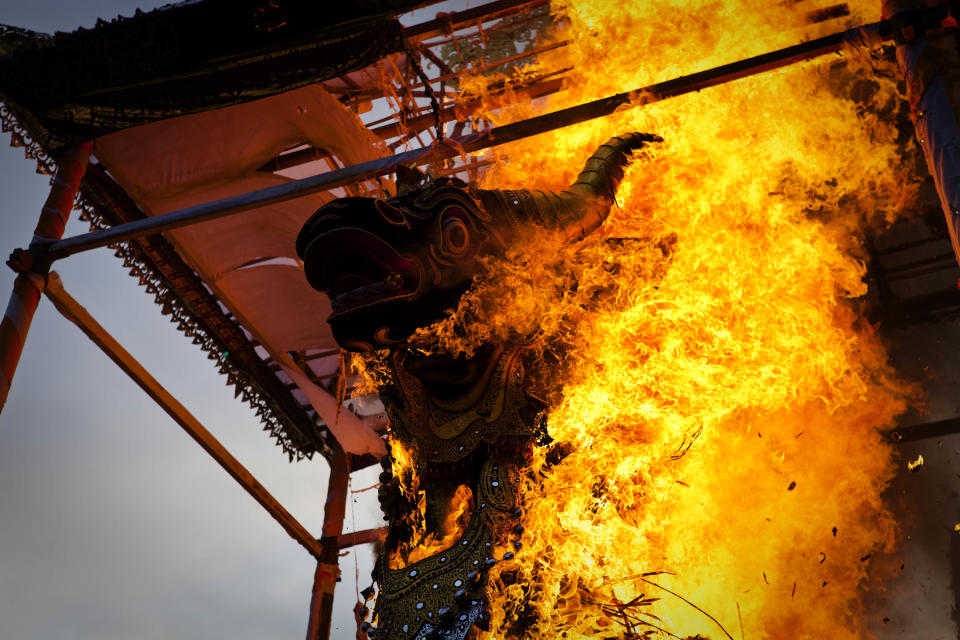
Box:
[295,3,960,639]
[297,133,660,639]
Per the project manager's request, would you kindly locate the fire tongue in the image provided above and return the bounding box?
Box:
[414,0,917,638]
[390,484,475,570]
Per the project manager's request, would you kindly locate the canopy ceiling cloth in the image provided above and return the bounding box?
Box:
[92,83,388,457]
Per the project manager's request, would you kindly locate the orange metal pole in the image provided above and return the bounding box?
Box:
[306,446,350,640]
[43,271,327,559]
[0,142,92,411]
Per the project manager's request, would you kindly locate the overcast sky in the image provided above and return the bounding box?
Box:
[0,2,394,639]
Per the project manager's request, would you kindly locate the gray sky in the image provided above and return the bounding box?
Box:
[0,3,385,639]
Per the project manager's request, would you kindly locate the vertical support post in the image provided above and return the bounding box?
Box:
[306,446,350,640]
[0,142,92,411]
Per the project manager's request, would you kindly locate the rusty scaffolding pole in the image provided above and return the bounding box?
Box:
[0,143,91,410]
[306,446,350,640]
[42,271,327,559]
[40,271,367,638]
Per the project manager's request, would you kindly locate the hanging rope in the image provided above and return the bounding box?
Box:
[403,40,444,144]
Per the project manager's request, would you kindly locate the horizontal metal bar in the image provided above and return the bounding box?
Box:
[258,75,568,172]
[45,18,892,261]
[373,75,566,144]
[877,234,952,255]
[419,6,549,49]
[337,527,387,549]
[47,143,451,259]
[806,3,850,25]
[884,260,958,282]
[887,417,960,443]
[411,39,570,88]
[882,251,958,275]
[403,0,549,41]
[881,288,960,326]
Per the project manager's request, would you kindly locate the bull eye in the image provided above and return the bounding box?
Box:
[441,209,470,256]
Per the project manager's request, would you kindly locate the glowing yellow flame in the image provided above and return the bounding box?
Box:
[402,484,476,567]
[384,436,428,570]
[384,432,476,570]
[906,454,924,472]
[418,0,920,637]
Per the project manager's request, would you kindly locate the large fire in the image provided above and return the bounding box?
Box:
[447,0,917,637]
[372,0,923,638]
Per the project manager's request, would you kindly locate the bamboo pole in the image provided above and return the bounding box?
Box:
[0,143,91,411]
[41,271,325,559]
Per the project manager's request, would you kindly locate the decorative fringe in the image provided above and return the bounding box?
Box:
[0,104,55,175]
[1,98,338,463]
[73,190,317,462]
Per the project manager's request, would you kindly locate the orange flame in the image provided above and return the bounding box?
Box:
[402,484,476,567]
[385,433,476,569]
[384,437,427,570]
[417,0,920,637]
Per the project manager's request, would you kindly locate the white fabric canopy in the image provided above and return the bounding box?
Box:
[280,358,386,458]
[94,84,388,455]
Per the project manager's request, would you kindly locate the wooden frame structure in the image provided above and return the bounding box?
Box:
[3,1,960,638]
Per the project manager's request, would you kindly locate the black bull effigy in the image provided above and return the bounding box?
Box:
[297,132,660,640]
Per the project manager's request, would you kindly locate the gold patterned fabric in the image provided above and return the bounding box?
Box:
[374,345,537,640]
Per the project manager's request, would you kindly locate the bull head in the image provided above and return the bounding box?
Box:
[296,132,661,351]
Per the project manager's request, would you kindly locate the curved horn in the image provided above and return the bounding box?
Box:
[479,131,662,241]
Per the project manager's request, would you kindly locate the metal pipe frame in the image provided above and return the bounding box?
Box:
[41,271,327,559]
[306,446,351,640]
[4,5,950,636]
[42,273,389,639]
[888,417,960,443]
[34,16,897,265]
[402,0,549,42]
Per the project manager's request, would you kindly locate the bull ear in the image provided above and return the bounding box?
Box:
[395,165,431,195]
